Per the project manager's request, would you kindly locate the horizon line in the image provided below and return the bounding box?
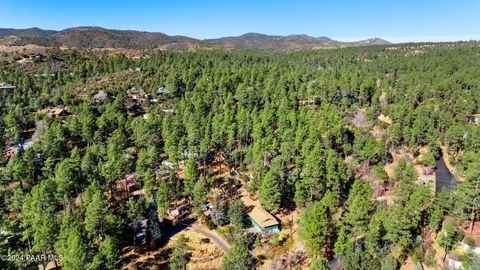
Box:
[2,25,479,44]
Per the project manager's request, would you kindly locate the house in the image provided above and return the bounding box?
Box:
[127,87,148,101]
[169,205,190,219]
[2,139,34,160]
[2,149,18,160]
[374,113,393,125]
[446,253,462,270]
[468,114,480,126]
[46,108,69,118]
[157,87,170,95]
[297,97,316,106]
[38,261,60,270]
[442,216,480,269]
[133,66,142,72]
[168,205,190,224]
[131,189,145,198]
[241,192,280,235]
[160,109,175,114]
[29,53,45,61]
[91,90,109,102]
[0,82,16,90]
[157,168,171,180]
[423,166,435,176]
[116,173,140,194]
[131,219,148,246]
[3,234,20,244]
[342,93,357,101]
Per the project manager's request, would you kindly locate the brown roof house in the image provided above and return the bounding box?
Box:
[241,191,280,235]
[168,205,190,220]
[116,173,141,196]
[374,113,393,125]
[46,108,70,118]
[2,149,18,160]
[38,261,60,270]
[127,87,149,101]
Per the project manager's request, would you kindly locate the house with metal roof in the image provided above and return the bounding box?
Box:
[374,113,393,125]
[0,82,16,90]
[241,191,280,235]
[468,114,480,126]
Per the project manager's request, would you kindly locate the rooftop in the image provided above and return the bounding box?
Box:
[444,216,480,247]
[375,113,393,125]
[117,172,140,188]
[46,108,69,117]
[241,190,279,228]
[0,82,16,89]
[92,90,108,101]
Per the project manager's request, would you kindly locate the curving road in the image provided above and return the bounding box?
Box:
[186,224,231,253]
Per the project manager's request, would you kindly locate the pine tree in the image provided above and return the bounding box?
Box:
[169,235,190,270]
[385,166,432,254]
[211,193,229,226]
[183,157,199,197]
[221,234,254,270]
[259,170,282,212]
[228,199,246,227]
[437,221,464,262]
[143,169,156,202]
[60,228,89,270]
[364,205,387,255]
[84,186,118,241]
[90,236,121,270]
[192,177,208,217]
[156,180,171,218]
[333,228,353,258]
[341,244,381,270]
[343,181,374,235]
[21,179,58,252]
[295,143,325,205]
[453,162,480,234]
[148,206,162,246]
[309,258,330,270]
[299,199,334,259]
[428,187,451,231]
[55,147,83,198]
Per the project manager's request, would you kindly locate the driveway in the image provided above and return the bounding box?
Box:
[186,224,231,253]
[435,153,453,194]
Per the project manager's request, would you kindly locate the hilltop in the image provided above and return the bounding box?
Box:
[0,26,390,50]
[208,33,389,49]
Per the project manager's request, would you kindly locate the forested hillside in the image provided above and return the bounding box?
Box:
[0,43,479,269]
[0,27,388,50]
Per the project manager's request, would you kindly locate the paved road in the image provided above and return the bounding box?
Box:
[329,258,342,270]
[188,226,231,253]
[435,153,453,194]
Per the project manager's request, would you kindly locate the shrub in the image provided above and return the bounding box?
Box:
[466,236,476,248]
[278,233,289,243]
[270,237,280,247]
[205,219,216,230]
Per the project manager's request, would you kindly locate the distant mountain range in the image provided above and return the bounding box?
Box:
[0,27,390,50]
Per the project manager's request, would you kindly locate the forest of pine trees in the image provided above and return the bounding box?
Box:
[0,42,479,269]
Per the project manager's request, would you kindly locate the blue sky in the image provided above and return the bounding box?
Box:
[0,0,479,42]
